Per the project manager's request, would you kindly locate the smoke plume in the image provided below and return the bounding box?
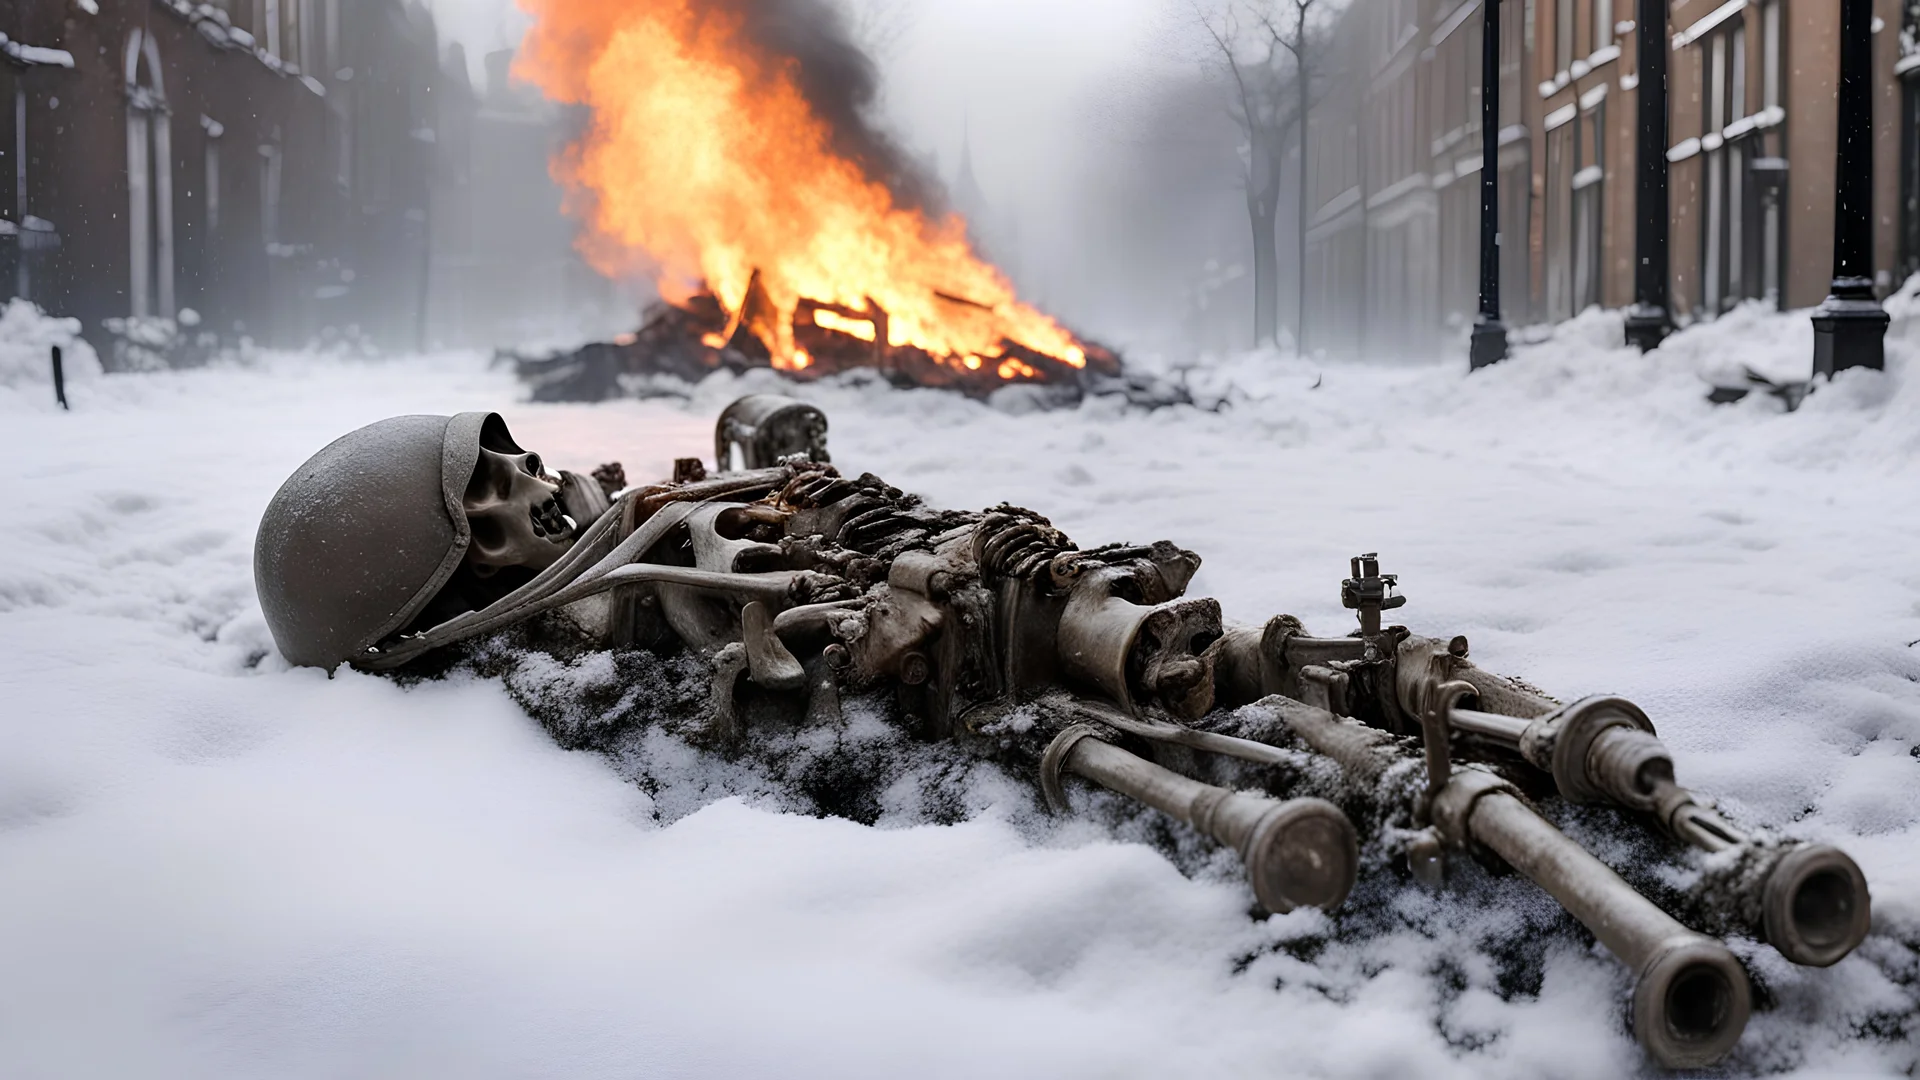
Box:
[723,0,942,213]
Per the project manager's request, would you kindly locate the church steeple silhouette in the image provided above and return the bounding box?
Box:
[949,115,1021,282]
[952,115,988,225]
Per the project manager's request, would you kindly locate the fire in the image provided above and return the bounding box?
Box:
[514,0,1088,376]
[811,308,876,342]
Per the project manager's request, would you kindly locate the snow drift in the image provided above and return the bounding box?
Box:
[2,300,1917,1078]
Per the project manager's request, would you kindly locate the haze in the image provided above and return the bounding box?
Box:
[432,0,1238,352]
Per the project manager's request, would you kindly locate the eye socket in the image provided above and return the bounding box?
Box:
[464,459,495,503]
[470,514,505,551]
[523,453,543,478]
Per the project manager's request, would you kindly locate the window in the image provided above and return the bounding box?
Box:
[255,0,281,57]
[1700,24,1751,313]
[1467,16,1482,133]
[1545,122,1574,318]
[125,30,176,320]
[1760,0,1781,109]
[1502,0,1526,126]
[1556,0,1575,71]
[1572,104,1604,311]
[324,0,340,70]
[1704,28,1745,135]
[200,115,223,234]
[260,141,282,246]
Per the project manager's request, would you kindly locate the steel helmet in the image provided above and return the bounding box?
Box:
[255,411,526,669]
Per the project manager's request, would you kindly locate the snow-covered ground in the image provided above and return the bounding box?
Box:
[4,302,1919,1078]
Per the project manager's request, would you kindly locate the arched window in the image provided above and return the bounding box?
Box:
[124,29,174,320]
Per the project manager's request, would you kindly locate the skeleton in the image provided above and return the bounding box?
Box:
[461,447,577,577]
[289,395,1871,1071]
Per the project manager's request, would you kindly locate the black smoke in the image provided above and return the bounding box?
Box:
[719,0,944,213]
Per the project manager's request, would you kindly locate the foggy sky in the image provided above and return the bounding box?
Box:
[431,0,1246,351]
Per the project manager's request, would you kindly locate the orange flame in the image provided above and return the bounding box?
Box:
[811,308,877,342]
[514,0,1086,373]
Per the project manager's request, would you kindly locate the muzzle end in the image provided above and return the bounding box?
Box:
[1243,797,1358,914]
[1632,936,1751,1070]
[1763,844,1871,967]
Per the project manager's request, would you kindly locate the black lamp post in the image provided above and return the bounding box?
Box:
[1811,0,1889,375]
[1623,0,1672,351]
[1469,0,1508,370]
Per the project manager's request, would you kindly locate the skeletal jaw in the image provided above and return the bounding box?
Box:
[464,447,578,578]
[529,494,573,540]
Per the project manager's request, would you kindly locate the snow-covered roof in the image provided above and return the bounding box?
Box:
[151,0,328,97]
[0,34,77,69]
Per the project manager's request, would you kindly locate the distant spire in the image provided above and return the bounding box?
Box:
[954,113,986,219]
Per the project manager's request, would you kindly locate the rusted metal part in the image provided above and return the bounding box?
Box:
[1464,787,1752,1069]
[1326,563,1875,972]
[1395,633,1560,723]
[740,601,806,691]
[1040,724,1357,914]
[622,466,796,531]
[1209,616,1377,710]
[1062,697,1299,770]
[1254,696,1751,1069]
[591,461,628,496]
[714,394,830,471]
[1340,553,1405,637]
[1056,559,1221,719]
[1445,692,1874,968]
[1418,680,1478,814]
[308,401,1875,1071]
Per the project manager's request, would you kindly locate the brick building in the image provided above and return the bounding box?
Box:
[0,0,443,363]
[1302,0,1914,357]
[1302,0,1537,357]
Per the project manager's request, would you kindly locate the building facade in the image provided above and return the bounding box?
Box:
[1302,0,1913,358]
[0,0,443,363]
[1303,0,1537,357]
[424,46,620,349]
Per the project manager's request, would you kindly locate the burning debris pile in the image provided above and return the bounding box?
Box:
[512,286,1128,403]
[507,0,1144,404]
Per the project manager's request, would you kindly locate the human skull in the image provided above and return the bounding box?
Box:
[463,446,576,577]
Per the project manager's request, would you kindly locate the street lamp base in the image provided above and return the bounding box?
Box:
[1623,304,1672,353]
[1469,319,1509,371]
[1811,294,1889,377]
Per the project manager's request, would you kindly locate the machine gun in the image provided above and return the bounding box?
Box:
[336,396,1867,1071]
[1146,553,1871,1068]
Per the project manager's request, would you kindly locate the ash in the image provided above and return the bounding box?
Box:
[461,630,1028,830]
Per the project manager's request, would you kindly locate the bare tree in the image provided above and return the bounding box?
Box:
[1264,0,1320,346]
[846,0,920,61]
[1196,4,1297,346]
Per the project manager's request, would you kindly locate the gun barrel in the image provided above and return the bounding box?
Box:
[1443,695,1873,968]
[1758,842,1873,968]
[1457,784,1751,1068]
[1042,725,1357,915]
[1448,706,1531,742]
[1265,697,1751,1067]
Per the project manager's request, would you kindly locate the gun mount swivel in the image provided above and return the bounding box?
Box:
[1340,553,1405,636]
